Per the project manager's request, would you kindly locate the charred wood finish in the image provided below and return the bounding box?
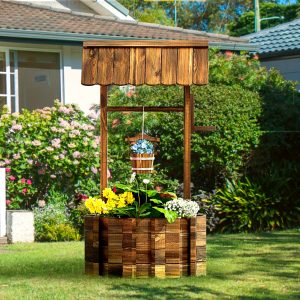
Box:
[85,216,206,278]
[81,41,208,86]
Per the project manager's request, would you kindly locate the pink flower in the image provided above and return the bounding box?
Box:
[38,169,46,175]
[6,200,11,206]
[20,178,26,184]
[91,166,98,174]
[22,188,27,195]
[225,51,233,59]
[38,200,46,208]
[112,187,117,193]
[4,159,11,165]
[51,138,61,148]
[11,124,22,131]
[5,168,11,173]
[9,175,16,181]
[80,194,89,201]
[32,140,42,146]
[13,153,20,160]
[59,154,65,159]
[72,151,81,159]
[71,129,80,136]
[27,179,32,185]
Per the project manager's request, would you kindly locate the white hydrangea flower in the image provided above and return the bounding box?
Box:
[165,198,199,218]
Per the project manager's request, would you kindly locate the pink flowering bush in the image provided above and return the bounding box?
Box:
[0,100,99,209]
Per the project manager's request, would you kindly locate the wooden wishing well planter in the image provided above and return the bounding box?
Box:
[85,216,206,278]
[81,40,209,278]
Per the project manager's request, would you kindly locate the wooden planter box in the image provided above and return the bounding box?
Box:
[85,216,206,278]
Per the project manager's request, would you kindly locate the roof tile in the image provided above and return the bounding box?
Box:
[246,19,300,54]
[0,0,248,44]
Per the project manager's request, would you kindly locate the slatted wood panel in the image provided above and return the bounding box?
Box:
[82,41,208,86]
[85,216,206,278]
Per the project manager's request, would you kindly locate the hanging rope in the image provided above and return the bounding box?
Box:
[142,106,145,139]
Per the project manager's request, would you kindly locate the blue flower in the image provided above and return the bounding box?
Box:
[131,139,154,154]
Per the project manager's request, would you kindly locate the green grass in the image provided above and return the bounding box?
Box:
[0,229,299,300]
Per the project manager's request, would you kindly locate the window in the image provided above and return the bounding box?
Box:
[0,51,16,112]
[0,50,61,112]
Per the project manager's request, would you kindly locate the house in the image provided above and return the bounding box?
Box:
[246,19,300,89]
[0,0,258,113]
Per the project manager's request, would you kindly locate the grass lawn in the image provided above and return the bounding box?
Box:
[0,229,299,300]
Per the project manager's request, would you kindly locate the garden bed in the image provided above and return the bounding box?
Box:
[85,215,206,278]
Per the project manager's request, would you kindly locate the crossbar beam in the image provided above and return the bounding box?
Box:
[107,106,183,112]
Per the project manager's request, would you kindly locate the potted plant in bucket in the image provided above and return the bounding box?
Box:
[130,139,155,174]
[84,175,206,278]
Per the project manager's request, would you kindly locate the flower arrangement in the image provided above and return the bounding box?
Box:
[85,175,200,223]
[131,139,154,154]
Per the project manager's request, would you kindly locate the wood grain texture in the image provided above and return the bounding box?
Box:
[184,86,192,200]
[83,40,208,48]
[177,48,193,85]
[129,48,136,84]
[81,47,98,85]
[113,48,130,85]
[145,48,161,85]
[130,153,154,174]
[84,216,206,278]
[82,42,209,86]
[193,48,209,85]
[107,106,183,112]
[100,85,108,193]
[135,48,146,85]
[161,48,177,85]
[97,48,114,85]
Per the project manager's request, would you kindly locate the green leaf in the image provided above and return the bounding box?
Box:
[153,207,178,223]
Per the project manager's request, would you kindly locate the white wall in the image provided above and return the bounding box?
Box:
[63,45,99,113]
[262,56,300,90]
[0,168,6,237]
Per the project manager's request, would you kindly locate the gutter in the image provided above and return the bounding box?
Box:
[0,28,259,51]
[210,41,259,52]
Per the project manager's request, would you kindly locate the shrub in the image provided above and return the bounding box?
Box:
[193,190,219,233]
[108,84,262,190]
[210,178,284,232]
[0,101,100,209]
[34,203,80,242]
[68,202,90,236]
[35,223,80,242]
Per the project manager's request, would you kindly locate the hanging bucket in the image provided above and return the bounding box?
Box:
[130,153,155,174]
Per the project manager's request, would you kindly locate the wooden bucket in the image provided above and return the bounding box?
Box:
[85,216,206,278]
[130,153,155,174]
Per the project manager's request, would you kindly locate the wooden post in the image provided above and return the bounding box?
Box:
[184,86,192,199]
[100,85,108,192]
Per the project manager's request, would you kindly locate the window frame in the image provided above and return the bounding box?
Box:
[0,46,64,112]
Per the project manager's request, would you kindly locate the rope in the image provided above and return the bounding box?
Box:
[142,106,145,139]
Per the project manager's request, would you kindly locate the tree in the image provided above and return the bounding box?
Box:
[226,2,299,36]
[118,0,299,35]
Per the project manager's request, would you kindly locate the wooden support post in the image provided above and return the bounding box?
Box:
[100,85,108,193]
[184,86,192,199]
